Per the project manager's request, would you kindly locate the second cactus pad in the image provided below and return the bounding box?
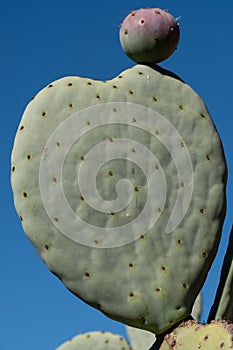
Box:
[56,331,132,350]
[11,64,227,334]
[160,320,233,349]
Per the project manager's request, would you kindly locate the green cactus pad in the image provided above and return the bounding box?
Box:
[55,331,132,350]
[11,64,227,334]
[191,293,203,322]
[160,320,233,349]
[215,260,233,321]
[209,226,233,322]
[126,326,155,350]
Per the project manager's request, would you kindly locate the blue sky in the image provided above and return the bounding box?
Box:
[1,1,233,349]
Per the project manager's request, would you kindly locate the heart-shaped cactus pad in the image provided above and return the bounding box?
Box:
[11,64,227,334]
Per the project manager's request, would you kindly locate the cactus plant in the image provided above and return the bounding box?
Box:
[120,8,180,63]
[11,62,227,334]
[11,4,230,347]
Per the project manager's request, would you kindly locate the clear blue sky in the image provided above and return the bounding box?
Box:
[1,1,233,349]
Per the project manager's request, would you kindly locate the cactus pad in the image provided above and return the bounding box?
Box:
[11,64,227,334]
[191,293,203,322]
[160,320,233,349]
[56,331,132,350]
[209,226,233,322]
[126,326,155,350]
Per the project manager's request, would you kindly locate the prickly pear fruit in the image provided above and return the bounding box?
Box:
[55,331,132,350]
[120,8,180,63]
[159,320,233,349]
[11,63,227,334]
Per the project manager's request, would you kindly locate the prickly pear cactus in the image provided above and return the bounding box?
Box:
[55,331,132,350]
[120,8,180,63]
[12,65,226,333]
[159,320,233,349]
[11,7,227,335]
